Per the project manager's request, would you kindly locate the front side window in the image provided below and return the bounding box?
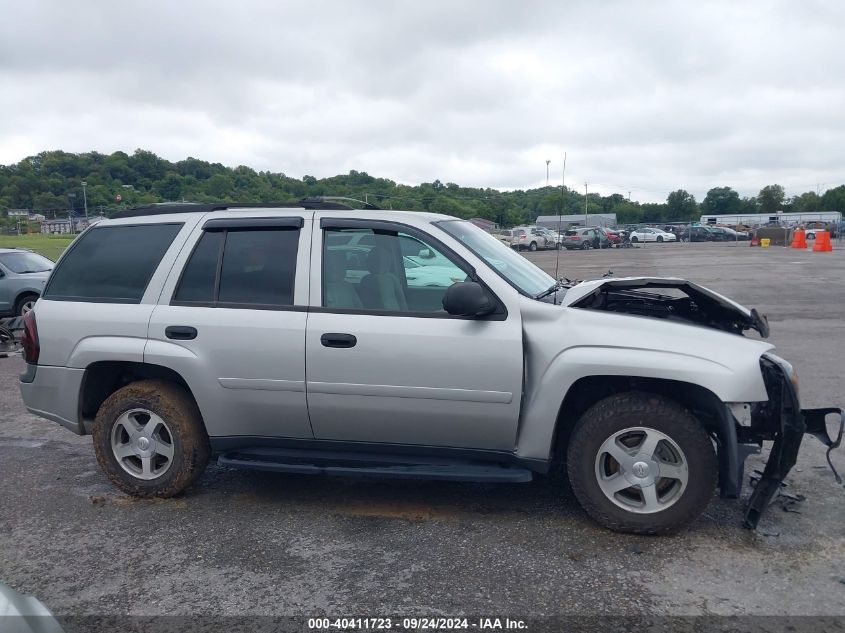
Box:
[44,223,182,302]
[322,227,469,313]
[173,227,298,307]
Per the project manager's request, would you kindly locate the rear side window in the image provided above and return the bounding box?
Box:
[44,223,182,303]
[173,227,299,308]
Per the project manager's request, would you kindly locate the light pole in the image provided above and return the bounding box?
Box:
[67,193,76,233]
[584,182,589,227]
[81,181,89,220]
[545,160,551,187]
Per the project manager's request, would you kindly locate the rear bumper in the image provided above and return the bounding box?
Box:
[742,357,843,528]
[18,365,86,435]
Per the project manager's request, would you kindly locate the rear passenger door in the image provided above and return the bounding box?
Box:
[146,212,313,440]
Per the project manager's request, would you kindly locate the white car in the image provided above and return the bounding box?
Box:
[629,227,677,243]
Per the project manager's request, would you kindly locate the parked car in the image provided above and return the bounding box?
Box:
[705,226,734,242]
[15,201,842,535]
[0,248,54,316]
[628,227,677,243]
[802,221,833,240]
[716,226,750,241]
[497,227,549,251]
[562,228,610,250]
[530,227,562,249]
[681,226,714,242]
[600,228,621,245]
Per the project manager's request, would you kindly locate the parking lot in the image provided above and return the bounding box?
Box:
[0,242,843,620]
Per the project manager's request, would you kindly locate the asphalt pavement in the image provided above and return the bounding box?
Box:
[0,241,843,620]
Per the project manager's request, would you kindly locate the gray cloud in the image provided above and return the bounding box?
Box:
[1,0,842,202]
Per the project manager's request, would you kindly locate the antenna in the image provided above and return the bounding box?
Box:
[553,152,567,302]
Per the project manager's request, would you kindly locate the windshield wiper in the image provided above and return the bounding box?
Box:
[18,269,49,274]
[535,280,564,300]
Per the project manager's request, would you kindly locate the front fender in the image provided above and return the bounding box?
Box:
[516,345,769,461]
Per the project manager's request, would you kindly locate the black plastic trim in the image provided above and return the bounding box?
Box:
[112,200,352,219]
[208,436,549,473]
[203,217,304,231]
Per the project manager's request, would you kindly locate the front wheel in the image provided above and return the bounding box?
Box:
[657,236,664,243]
[566,392,717,535]
[93,380,211,497]
[529,241,538,251]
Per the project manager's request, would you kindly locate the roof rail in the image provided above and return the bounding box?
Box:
[300,196,381,210]
[111,198,365,219]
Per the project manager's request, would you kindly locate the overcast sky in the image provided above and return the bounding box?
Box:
[1,0,842,202]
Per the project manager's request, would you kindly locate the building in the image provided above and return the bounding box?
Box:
[699,211,842,227]
[39,215,104,234]
[535,213,617,230]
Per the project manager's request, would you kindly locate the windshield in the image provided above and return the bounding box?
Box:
[435,220,555,297]
[0,251,54,273]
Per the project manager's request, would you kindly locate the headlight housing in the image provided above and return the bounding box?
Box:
[763,353,799,396]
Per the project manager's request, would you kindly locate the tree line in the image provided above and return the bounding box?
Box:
[1,149,843,228]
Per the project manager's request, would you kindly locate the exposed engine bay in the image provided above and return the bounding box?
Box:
[566,278,770,338]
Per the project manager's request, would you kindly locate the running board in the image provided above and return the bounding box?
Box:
[217,447,533,483]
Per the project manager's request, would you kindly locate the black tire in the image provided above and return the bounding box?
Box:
[566,391,717,535]
[529,241,538,252]
[631,236,639,243]
[92,380,211,498]
[14,293,38,316]
[657,236,664,243]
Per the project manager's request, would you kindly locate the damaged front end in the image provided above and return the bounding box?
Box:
[566,277,770,338]
[741,355,843,528]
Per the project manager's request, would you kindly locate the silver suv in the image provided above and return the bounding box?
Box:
[17,202,842,534]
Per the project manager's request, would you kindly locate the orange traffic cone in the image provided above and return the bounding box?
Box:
[812,230,833,252]
[791,229,807,249]
[750,233,759,246]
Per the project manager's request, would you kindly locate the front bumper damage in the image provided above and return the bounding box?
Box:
[741,356,843,529]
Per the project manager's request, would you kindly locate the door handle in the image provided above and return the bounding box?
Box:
[165,326,198,340]
[320,333,357,348]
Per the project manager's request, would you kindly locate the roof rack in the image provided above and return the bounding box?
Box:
[111,197,378,219]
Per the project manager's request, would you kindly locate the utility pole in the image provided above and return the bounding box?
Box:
[545,160,551,187]
[67,192,76,233]
[584,182,589,227]
[81,181,89,220]
[628,191,631,201]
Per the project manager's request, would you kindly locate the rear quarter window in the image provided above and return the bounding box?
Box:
[44,223,182,303]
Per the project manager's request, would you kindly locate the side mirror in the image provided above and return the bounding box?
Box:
[418,248,435,259]
[442,281,496,317]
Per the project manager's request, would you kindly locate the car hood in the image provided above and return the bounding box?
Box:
[561,276,770,338]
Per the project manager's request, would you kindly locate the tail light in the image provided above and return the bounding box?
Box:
[571,236,581,240]
[21,310,39,364]
[519,235,527,240]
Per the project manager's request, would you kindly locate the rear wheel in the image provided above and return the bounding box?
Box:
[15,293,38,316]
[93,380,210,497]
[631,236,639,243]
[566,392,717,534]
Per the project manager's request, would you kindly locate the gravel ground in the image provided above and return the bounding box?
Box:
[0,241,843,620]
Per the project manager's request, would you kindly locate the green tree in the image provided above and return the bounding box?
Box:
[701,187,740,215]
[665,189,697,221]
[758,184,786,214]
[821,185,845,212]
